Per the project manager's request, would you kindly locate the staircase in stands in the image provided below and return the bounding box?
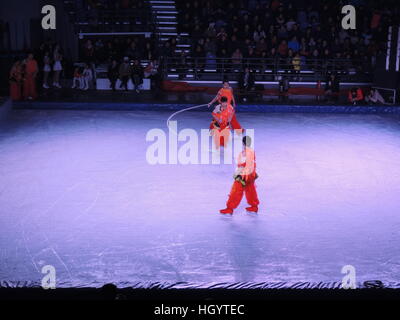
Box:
[149,0,191,56]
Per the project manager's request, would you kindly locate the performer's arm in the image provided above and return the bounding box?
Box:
[231,88,236,108]
[208,91,220,107]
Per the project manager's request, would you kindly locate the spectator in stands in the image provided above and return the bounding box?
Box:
[83,40,95,63]
[348,87,364,105]
[130,59,143,93]
[324,74,340,102]
[365,88,386,104]
[71,67,83,89]
[23,53,38,100]
[278,40,288,57]
[177,51,188,80]
[231,48,243,71]
[238,67,255,95]
[292,52,301,81]
[288,36,300,53]
[119,57,131,91]
[279,75,290,102]
[144,59,160,89]
[82,64,93,90]
[107,60,119,91]
[253,25,266,42]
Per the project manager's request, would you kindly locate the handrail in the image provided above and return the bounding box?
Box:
[162,56,371,81]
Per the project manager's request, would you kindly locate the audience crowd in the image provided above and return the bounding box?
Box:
[172,0,400,72]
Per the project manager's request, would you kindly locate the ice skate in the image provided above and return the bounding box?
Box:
[220,208,233,215]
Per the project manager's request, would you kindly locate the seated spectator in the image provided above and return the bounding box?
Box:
[144,59,160,89]
[365,88,386,104]
[82,64,93,91]
[288,36,300,52]
[231,48,243,70]
[292,53,301,81]
[71,67,83,89]
[278,40,288,57]
[348,87,364,105]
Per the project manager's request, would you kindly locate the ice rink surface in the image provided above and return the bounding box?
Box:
[1,109,400,288]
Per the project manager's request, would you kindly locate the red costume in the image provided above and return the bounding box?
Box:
[222,147,259,213]
[211,103,234,148]
[9,63,23,101]
[348,88,364,103]
[216,87,243,131]
[23,59,38,100]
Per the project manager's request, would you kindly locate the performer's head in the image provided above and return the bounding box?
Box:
[220,96,228,109]
[222,79,229,88]
[243,136,252,147]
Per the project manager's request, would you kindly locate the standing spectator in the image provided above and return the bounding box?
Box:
[107,60,119,91]
[119,57,131,91]
[52,45,63,88]
[23,53,38,100]
[131,59,143,93]
[324,73,340,102]
[42,51,52,89]
[238,67,255,94]
[9,60,23,101]
[83,40,95,63]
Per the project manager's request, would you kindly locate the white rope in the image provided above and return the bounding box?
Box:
[166,104,209,135]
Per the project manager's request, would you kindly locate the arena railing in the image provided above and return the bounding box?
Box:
[162,57,372,82]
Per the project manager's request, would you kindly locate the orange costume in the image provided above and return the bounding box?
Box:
[216,87,242,131]
[211,103,234,148]
[23,59,38,100]
[224,147,259,212]
[9,63,23,101]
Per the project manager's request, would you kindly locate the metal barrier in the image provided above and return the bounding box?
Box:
[162,56,372,82]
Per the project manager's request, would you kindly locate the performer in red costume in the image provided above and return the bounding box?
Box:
[220,136,259,215]
[210,96,234,149]
[23,53,38,100]
[208,80,243,134]
[9,60,23,101]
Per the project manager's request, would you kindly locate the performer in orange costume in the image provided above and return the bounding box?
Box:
[220,136,259,214]
[23,53,38,100]
[210,96,234,149]
[9,60,23,101]
[208,80,243,134]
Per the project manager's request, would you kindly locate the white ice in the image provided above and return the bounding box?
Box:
[0,109,400,288]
